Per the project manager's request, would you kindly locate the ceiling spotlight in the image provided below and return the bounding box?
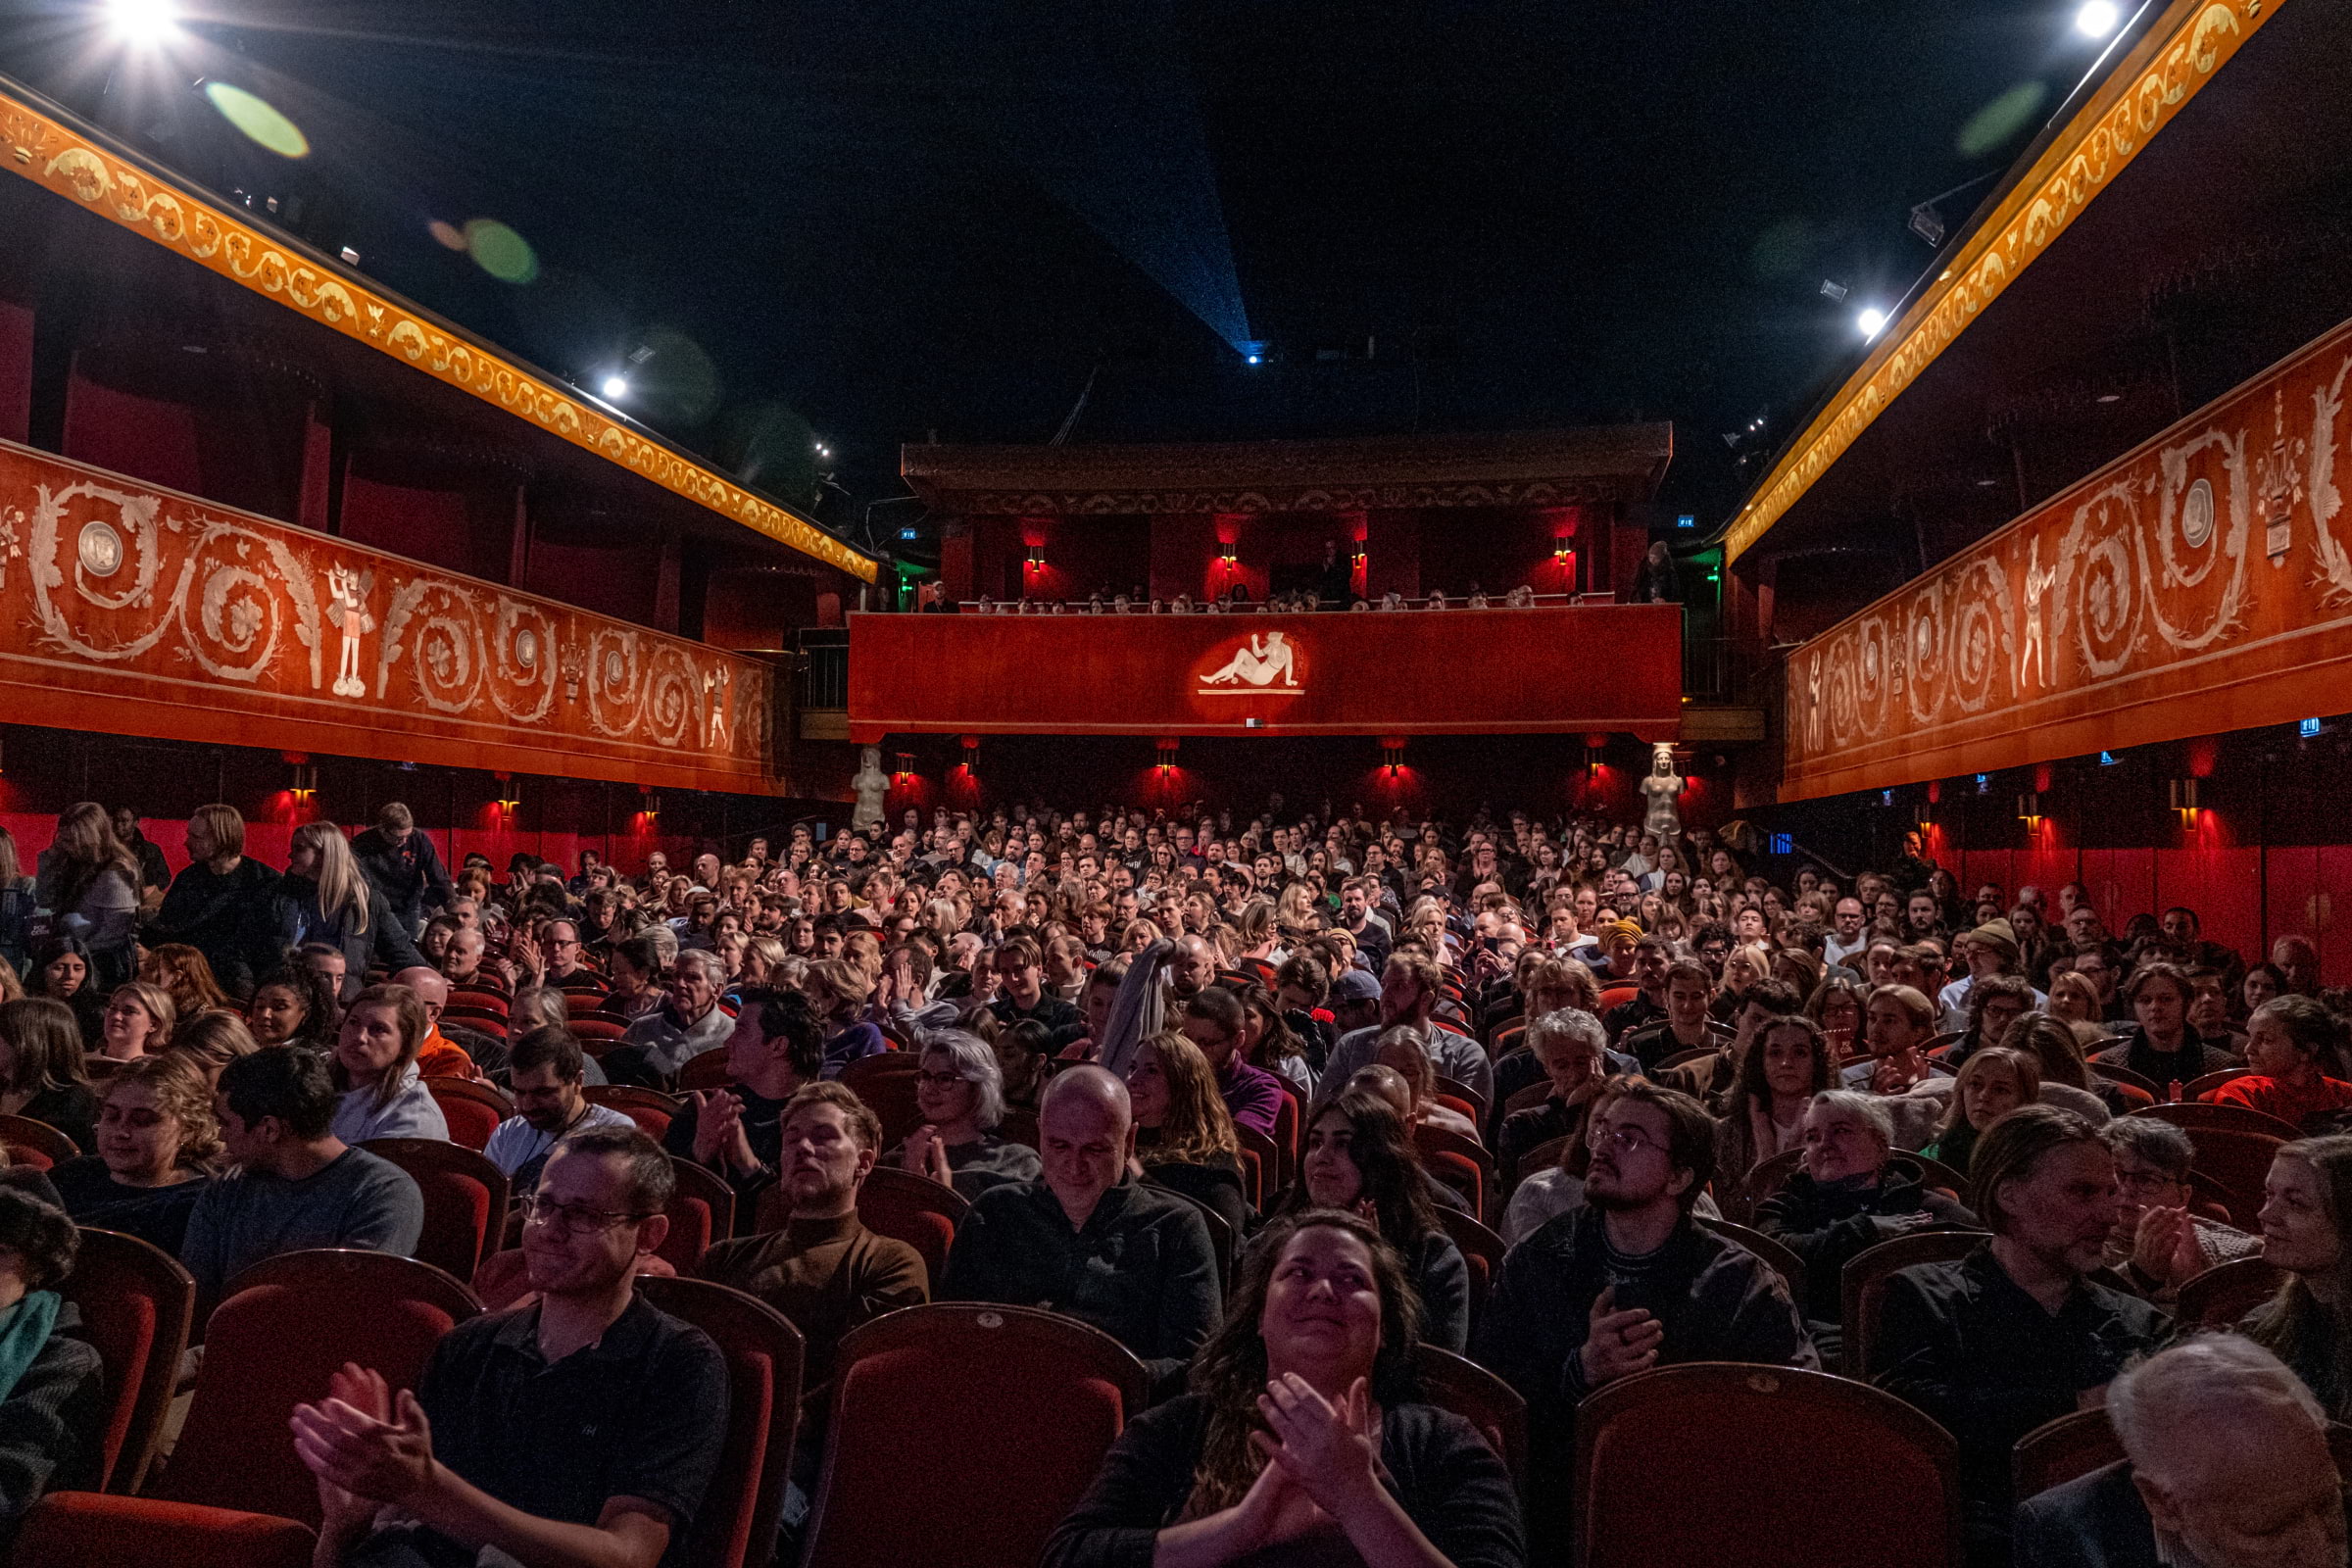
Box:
[1857,307,1888,340]
[108,0,179,44]
[2075,0,2121,37]
[600,374,628,399]
[1246,354,1262,365]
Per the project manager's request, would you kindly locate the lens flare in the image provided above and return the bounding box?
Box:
[463,219,539,284]
[203,82,309,159]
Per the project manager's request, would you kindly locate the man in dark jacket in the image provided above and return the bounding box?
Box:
[351,801,453,933]
[1751,1089,1977,1358]
[149,804,281,999]
[1474,1079,1815,1558]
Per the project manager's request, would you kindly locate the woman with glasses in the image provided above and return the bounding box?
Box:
[2096,1117,2258,1298]
[890,1029,1041,1199]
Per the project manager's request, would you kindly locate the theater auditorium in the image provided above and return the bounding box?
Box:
[0,2,2345,1566]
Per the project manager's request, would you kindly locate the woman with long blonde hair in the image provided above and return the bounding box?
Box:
[271,822,423,1001]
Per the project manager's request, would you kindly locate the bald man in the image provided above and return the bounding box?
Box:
[2015,1336,2346,1568]
[390,966,486,1081]
[1168,935,1220,1000]
[941,1066,1218,1387]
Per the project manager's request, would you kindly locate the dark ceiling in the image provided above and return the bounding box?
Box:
[0,0,2147,555]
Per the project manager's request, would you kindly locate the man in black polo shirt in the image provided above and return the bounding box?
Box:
[942,1065,1218,1390]
[292,1126,727,1568]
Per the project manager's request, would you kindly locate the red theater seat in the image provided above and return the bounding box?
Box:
[1412,1343,1527,1485]
[153,1250,480,1526]
[60,1226,195,1494]
[0,1111,79,1166]
[760,1166,967,1289]
[659,1155,737,1271]
[585,1085,683,1142]
[361,1137,511,1285]
[636,1277,805,1568]
[803,1304,1148,1568]
[838,1052,922,1148]
[14,1492,316,1568]
[1575,1363,1962,1568]
[423,1077,513,1153]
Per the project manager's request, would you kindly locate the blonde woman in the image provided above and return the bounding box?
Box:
[97,981,176,1063]
[50,1054,220,1254]
[271,822,423,1001]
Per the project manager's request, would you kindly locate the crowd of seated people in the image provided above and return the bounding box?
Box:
[0,791,2345,1564]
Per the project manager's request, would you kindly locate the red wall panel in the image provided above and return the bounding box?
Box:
[64,374,201,496]
[0,300,29,446]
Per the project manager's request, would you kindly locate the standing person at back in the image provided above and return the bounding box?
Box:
[182,1047,423,1305]
[351,802,454,936]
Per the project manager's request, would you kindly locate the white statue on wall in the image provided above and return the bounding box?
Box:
[851,745,889,831]
[325,564,375,699]
[1640,743,1685,840]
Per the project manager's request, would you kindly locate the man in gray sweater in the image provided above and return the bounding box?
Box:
[183,1047,423,1307]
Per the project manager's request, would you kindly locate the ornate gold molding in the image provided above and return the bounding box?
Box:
[0,82,877,582]
[1725,0,2284,565]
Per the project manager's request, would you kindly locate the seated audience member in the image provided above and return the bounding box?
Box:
[49,1054,219,1255]
[0,1189,105,1547]
[2244,1134,2352,1419]
[602,934,668,1022]
[173,1010,262,1086]
[2097,1117,2256,1298]
[503,985,607,1088]
[2014,1336,2346,1568]
[1943,972,2036,1069]
[605,950,732,1086]
[1495,1008,1609,1182]
[2093,962,2237,1090]
[1616,958,1724,1074]
[1346,1065,1474,1221]
[1913,1012,2112,1129]
[1712,1012,1834,1186]
[147,803,281,999]
[1753,1090,1975,1354]
[1041,1210,1523,1568]
[1870,1105,2168,1563]
[2215,995,2352,1131]
[1279,1090,1469,1351]
[1125,1031,1250,1240]
[1919,1046,2039,1175]
[700,1082,928,1393]
[27,936,104,1047]
[95,979,174,1062]
[387,967,484,1081]
[1179,988,1285,1140]
[294,1128,728,1568]
[330,983,452,1145]
[804,956,887,1078]
[248,964,339,1051]
[138,943,231,1023]
[996,1018,1055,1113]
[1367,1032,1479,1143]
[0,997,97,1152]
[889,1028,1042,1199]
[485,1028,635,1199]
[664,987,825,1206]
[943,1065,1220,1389]
[1663,979,1804,1104]
[183,1047,424,1302]
[987,935,1086,1050]
[1838,983,1949,1095]
[1311,951,1494,1117]
[1475,1079,1813,1553]
[2044,968,2106,1030]
[528,919,603,992]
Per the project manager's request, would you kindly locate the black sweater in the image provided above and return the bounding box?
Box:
[1040,1394,1524,1568]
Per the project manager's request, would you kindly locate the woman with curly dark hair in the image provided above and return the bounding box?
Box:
[1275,1090,1470,1351]
[245,966,339,1051]
[1042,1208,1522,1568]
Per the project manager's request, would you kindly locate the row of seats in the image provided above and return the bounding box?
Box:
[24,1229,2291,1568]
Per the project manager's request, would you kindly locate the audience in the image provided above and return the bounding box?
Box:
[1179,988,1286,1140]
[0,1189,104,1547]
[2216,995,2352,1131]
[604,949,732,1086]
[944,1065,1220,1389]
[1126,1031,1251,1240]
[94,979,173,1063]
[0,998,97,1152]
[48,1053,218,1255]
[485,1027,634,1199]
[665,986,825,1209]
[1870,1105,2169,1564]
[1282,1090,1470,1351]
[1710,1012,1834,1185]
[182,1046,424,1302]
[890,1027,1043,1198]
[328,983,451,1144]
[294,1128,726,1568]
[1919,1045,2039,1176]
[1043,1209,1523,1568]
[2015,1336,2346,1568]
[2243,1134,2352,1420]
[2097,1117,2257,1297]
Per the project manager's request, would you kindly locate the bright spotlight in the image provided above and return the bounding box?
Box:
[2075,0,2121,37]
[1857,307,1888,340]
[108,0,178,44]
[600,375,628,399]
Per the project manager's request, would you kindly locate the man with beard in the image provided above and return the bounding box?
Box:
[1474,1079,1813,1557]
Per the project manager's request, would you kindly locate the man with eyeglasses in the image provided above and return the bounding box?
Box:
[1475,1078,1815,1557]
[2097,1117,2257,1297]
[295,1126,727,1568]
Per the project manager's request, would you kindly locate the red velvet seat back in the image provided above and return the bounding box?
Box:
[423,1080,509,1152]
[658,1156,735,1270]
[155,1250,480,1526]
[16,1493,316,1568]
[638,1278,805,1568]
[1576,1364,1960,1568]
[804,1305,1146,1568]
[362,1138,510,1284]
[62,1228,195,1494]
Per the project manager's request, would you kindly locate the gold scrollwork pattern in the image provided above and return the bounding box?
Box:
[2,87,870,581]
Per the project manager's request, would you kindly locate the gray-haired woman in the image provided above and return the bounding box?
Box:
[889,1029,1042,1199]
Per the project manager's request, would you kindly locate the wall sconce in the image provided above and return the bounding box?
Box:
[1553,537,1573,562]
[640,789,661,818]
[493,772,519,813]
[894,752,915,780]
[960,735,980,772]
[1024,546,1046,572]
[2017,792,2041,826]
[1350,543,1366,566]
[1219,544,1238,566]
[1155,738,1180,776]
[2170,777,2201,819]
[1380,736,1406,775]
[284,751,317,802]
